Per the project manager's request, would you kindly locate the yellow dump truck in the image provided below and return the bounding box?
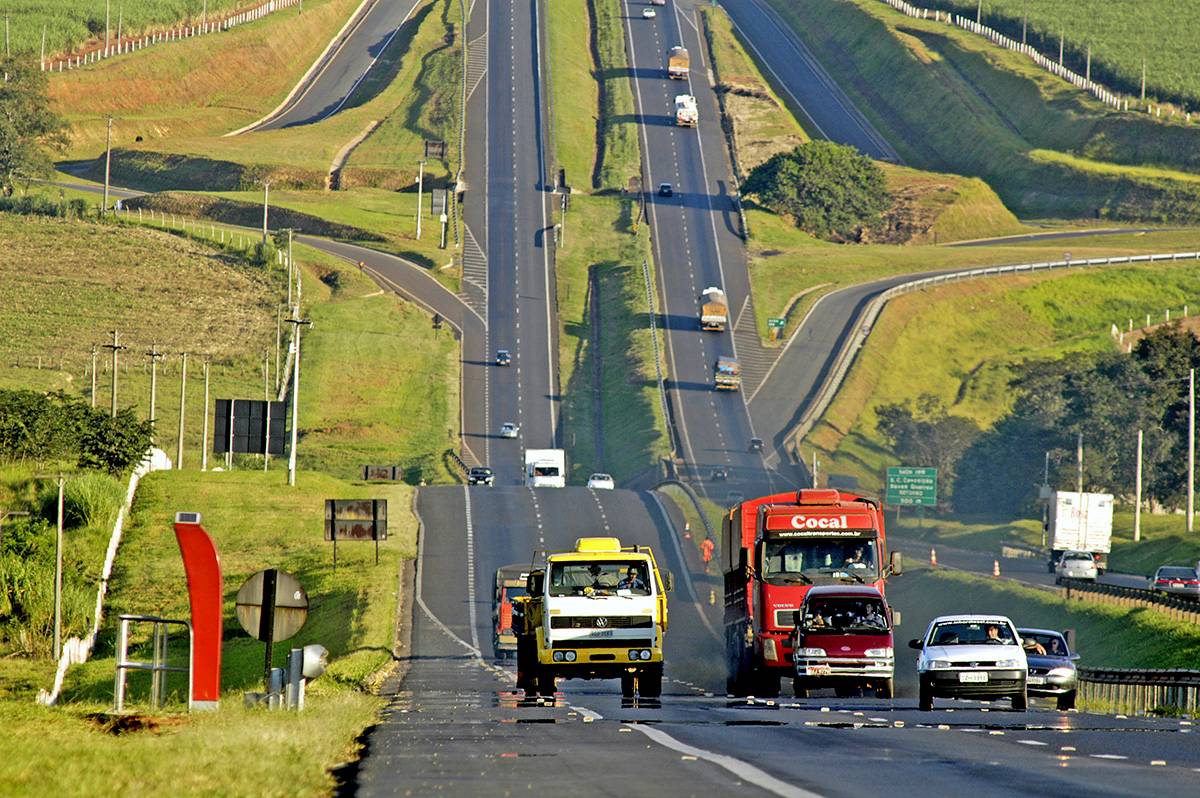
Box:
[514,537,671,699]
[700,286,728,331]
[667,46,689,79]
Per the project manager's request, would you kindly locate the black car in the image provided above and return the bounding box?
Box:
[1017,627,1078,710]
[657,182,674,197]
[467,467,495,486]
[710,467,728,481]
[748,437,764,453]
[495,350,511,367]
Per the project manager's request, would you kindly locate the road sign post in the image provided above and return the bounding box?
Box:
[767,317,785,342]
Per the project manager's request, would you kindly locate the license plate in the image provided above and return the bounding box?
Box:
[591,630,613,638]
[806,664,832,676]
[1027,676,1045,685]
[1172,582,1184,588]
[958,672,988,683]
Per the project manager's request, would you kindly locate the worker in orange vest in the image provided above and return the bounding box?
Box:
[700,538,715,574]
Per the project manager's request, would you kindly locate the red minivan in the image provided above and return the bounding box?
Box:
[789,585,896,699]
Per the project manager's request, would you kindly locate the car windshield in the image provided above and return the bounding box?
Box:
[801,597,888,633]
[549,561,651,596]
[533,464,559,477]
[1158,567,1196,578]
[1019,631,1068,657]
[761,538,879,583]
[928,621,1015,646]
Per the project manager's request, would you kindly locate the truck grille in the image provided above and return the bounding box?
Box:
[551,639,655,649]
[550,615,653,629]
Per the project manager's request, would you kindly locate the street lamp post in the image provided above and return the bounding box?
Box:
[284,316,313,486]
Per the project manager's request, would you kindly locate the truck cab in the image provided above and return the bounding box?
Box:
[493,565,529,658]
[514,537,671,700]
[789,585,895,699]
[715,356,741,391]
[524,449,566,488]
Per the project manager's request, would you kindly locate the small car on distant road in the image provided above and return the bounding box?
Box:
[496,349,511,367]
[1055,550,1097,583]
[642,7,656,18]
[1151,565,1200,600]
[467,466,494,486]
[657,182,674,197]
[499,422,520,439]
[748,437,764,453]
[587,473,615,490]
[1017,627,1079,710]
[910,614,1028,711]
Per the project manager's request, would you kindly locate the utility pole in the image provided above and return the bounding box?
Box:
[103,117,114,213]
[102,330,126,417]
[975,0,981,24]
[1190,368,1195,532]
[41,26,46,69]
[284,316,313,486]
[1135,429,1144,543]
[117,4,122,42]
[415,161,426,239]
[261,181,271,244]
[90,344,98,408]
[35,475,66,661]
[147,345,164,424]
[1022,0,1027,45]
[105,0,111,55]
[284,228,295,308]
[1141,58,1147,102]
[1076,431,1083,494]
[177,353,188,469]
[275,309,282,394]
[201,360,210,471]
[1059,29,1065,67]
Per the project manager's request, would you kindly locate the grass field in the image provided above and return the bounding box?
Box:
[806,261,1200,496]
[2,0,247,56]
[593,0,640,191]
[556,195,669,483]
[546,0,598,191]
[0,468,412,795]
[934,0,1200,107]
[763,0,1200,223]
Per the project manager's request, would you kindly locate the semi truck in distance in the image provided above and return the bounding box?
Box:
[700,286,728,331]
[1047,491,1113,573]
[723,489,901,697]
[667,46,689,79]
[513,537,672,699]
[715,356,741,391]
[675,94,698,127]
[493,564,529,658]
[525,449,566,488]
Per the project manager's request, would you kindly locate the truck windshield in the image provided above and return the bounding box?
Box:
[761,538,879,582]
[549,561,651,597]
[802,597,888,633]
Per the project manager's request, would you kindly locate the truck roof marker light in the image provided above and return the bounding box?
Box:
[575,537,623,552]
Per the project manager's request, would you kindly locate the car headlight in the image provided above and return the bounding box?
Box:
[800,648,826,658]
[865,647,893,658]
[762,638,779,662]
[564,651,577,662]
[553,651,564,662]
[1048,666,1074,678]
[929,659,952,670]
[996,658,1021,669]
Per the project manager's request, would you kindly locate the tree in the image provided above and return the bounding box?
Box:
[876,394,979,504]
[742,141,890,240]
[0,55,70,197]
[77,408,154,474]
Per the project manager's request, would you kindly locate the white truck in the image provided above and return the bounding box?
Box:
[675,94,698,127]
[1047,491,1113,573]
[525,449,566,488]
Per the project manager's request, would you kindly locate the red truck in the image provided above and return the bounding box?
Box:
[723,489,900,697]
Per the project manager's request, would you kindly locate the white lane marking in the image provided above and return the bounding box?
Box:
[568,703,604,721]
[1090,754,1128,760]
[588,489,613,533]
[627,723,826,798]
[463,485,482,652]
[1017,740,1048,746]
[320,4,419,122]
[646,490,721,643]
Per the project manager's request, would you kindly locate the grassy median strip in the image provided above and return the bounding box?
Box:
[546,0,600,190]
[591,0,640,191]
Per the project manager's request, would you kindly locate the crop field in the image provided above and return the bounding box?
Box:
[1,0,247,56]
[933,0,1200,106]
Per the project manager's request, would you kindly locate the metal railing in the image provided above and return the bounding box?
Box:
[1061,577,1200,625]
[1079,667,1200,715]
[114,614,193,712]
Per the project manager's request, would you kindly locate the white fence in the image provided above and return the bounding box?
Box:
[42,0,302,72]
[879,0,1189,120]
[783,250,1200,458]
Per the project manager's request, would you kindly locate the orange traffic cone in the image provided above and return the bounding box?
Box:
[992,559,1000,578]
[930,548,938,567]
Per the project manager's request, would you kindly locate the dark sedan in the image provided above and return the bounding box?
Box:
[1151,566,1200,600]
[1017,627,1079,710]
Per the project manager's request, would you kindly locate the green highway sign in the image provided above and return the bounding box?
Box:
[767,318,786,329]
[886,466,937,506]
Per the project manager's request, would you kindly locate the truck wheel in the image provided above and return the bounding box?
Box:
[537,671,556,698]
[876,679,894,700]
[918,680,933,711]
[1012,688,1028,711]
[1056,690,1076,711]
[754,670,780,698]
[639,666,663,699]
[621,674,636,699]
[792,678,809,699]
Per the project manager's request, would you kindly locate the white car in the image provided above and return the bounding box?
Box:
[499,422,520,439]
[642,8,656,17]
[1055,551,1098,583]
[587,473,615,490]
[909,614,1027,711]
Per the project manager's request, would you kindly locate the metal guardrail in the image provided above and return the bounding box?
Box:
[1078,667,1200,715]
[1061,577,1200,625]
[782,251,1200,460]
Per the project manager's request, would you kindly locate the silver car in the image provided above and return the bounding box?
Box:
[1151,566,1200,600]
[1055,551,1097,583]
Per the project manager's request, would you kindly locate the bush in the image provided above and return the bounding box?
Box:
[0,390,151,475]
[49,472,126,531]
[77,408,154,474]
[743,141,890,240]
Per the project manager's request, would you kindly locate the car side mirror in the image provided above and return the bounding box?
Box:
[891,609,901,627]
[1069,653,1080,661]
[889,551,903,576]
[664,571,674,593]
[908,638,923,650]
